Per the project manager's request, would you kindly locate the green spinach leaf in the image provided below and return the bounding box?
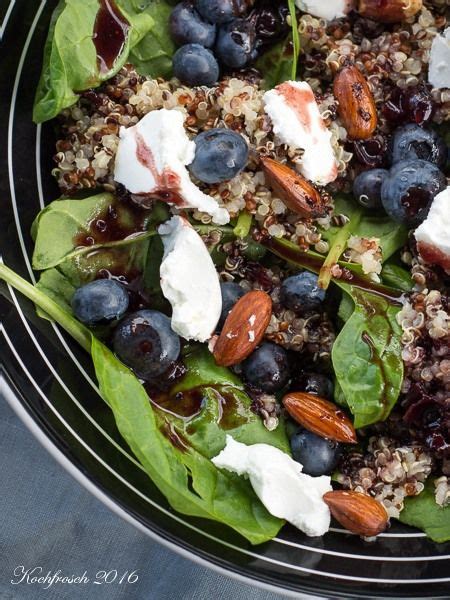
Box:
[381,263,413,292]
[400,481,450,543]
[266,237,404,428]
[0,263,287,544]
[33,0,153,123]
[256,37,295,90]
[31,193,159,270]
[127,0,176,78]
[331,290,403,428]
[35,267,76,314]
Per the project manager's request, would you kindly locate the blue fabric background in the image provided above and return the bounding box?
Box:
[0,395,295,600]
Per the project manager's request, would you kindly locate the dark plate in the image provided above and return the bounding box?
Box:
[1,2,450,597]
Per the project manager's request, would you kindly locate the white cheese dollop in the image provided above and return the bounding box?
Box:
[159,216,222,342]
[295,0,353,21]
[212,435,332,537]
[263,81,338,185]
[114,109,229,225]
[429,28,450,90]
[414,186,450,273]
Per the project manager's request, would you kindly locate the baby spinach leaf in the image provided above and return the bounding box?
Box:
[400,481,450,543]
[266,237,404,428]
[33,0,153,123]
[0,263,287,544]
[331,290,404,428]
[381,263,413,292]
[127,0,176,78]
[93,339,285,543]
[256,37,295,90]
[31,193,159,270]
[35,267,76,315]
[175,345,245,392]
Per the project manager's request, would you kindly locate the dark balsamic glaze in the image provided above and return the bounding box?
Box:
[151,388,205,421]
[159,421,190,452]
[93,0,130,74]
[213,388,250,430]
[150,386,249,429]
[73,202,149,248]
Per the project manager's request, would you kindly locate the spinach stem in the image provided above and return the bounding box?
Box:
[318,225,351,290]
[0,263,92,353]
[287,0,300,80]
[233,211,253,239]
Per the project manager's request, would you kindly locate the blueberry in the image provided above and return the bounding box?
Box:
[290,429,343,476]
[353,168,388,210]
[71,279,129,326]
[215,19,258,69]
[242,342,290,393]
[390,124,447,169]
[189,128,248,183]
[170,2,216,48]
[172,44,219,86]
[218,282,245,328]
[280,272,325,314]
[195,0,246,24]
[294,372,334,399]
[381,159,447,227]
[113,310,180,380]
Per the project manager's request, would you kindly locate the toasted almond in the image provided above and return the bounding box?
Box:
[213,290,272,367]
[323,490,388,537]
[260,157,328,218]
[282,392,357,443]
[357,0,422,23]
[333,64,377,140]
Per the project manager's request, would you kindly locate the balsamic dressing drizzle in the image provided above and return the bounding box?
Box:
[93,0,130,74]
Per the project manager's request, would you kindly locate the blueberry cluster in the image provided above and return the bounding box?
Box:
[170,0,289,87]
[353,123,448,227]
[72,279,181,379]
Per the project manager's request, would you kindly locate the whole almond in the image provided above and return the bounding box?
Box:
[282,392,357,443]
[357,0,422,23]
[213,290,272,367]
[323,490,388,537]
[261,157,328,218]
[333,64,377,140]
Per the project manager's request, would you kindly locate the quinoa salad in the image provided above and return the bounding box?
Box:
[1,0,450,544]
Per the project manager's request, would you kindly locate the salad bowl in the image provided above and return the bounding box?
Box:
[1,1,450,597]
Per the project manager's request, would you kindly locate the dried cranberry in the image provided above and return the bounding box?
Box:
[244,262,273,291]
[383,85,435,126]
[383,87,405,124]
[353,134,388,168]
[403,85,435,126]
[247,0,289,48]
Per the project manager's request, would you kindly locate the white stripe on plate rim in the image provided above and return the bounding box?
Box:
[6,0,449,572]
[0,0,16,40]
[4,326,450,584]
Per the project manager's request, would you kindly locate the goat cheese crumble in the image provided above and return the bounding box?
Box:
[114,109,229,225]
[429,28,450,90]
[212,435,332,536]
[263,81,338,186]
[159,216,222,342]
[295,0,354,21]
[414,186,450,273]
